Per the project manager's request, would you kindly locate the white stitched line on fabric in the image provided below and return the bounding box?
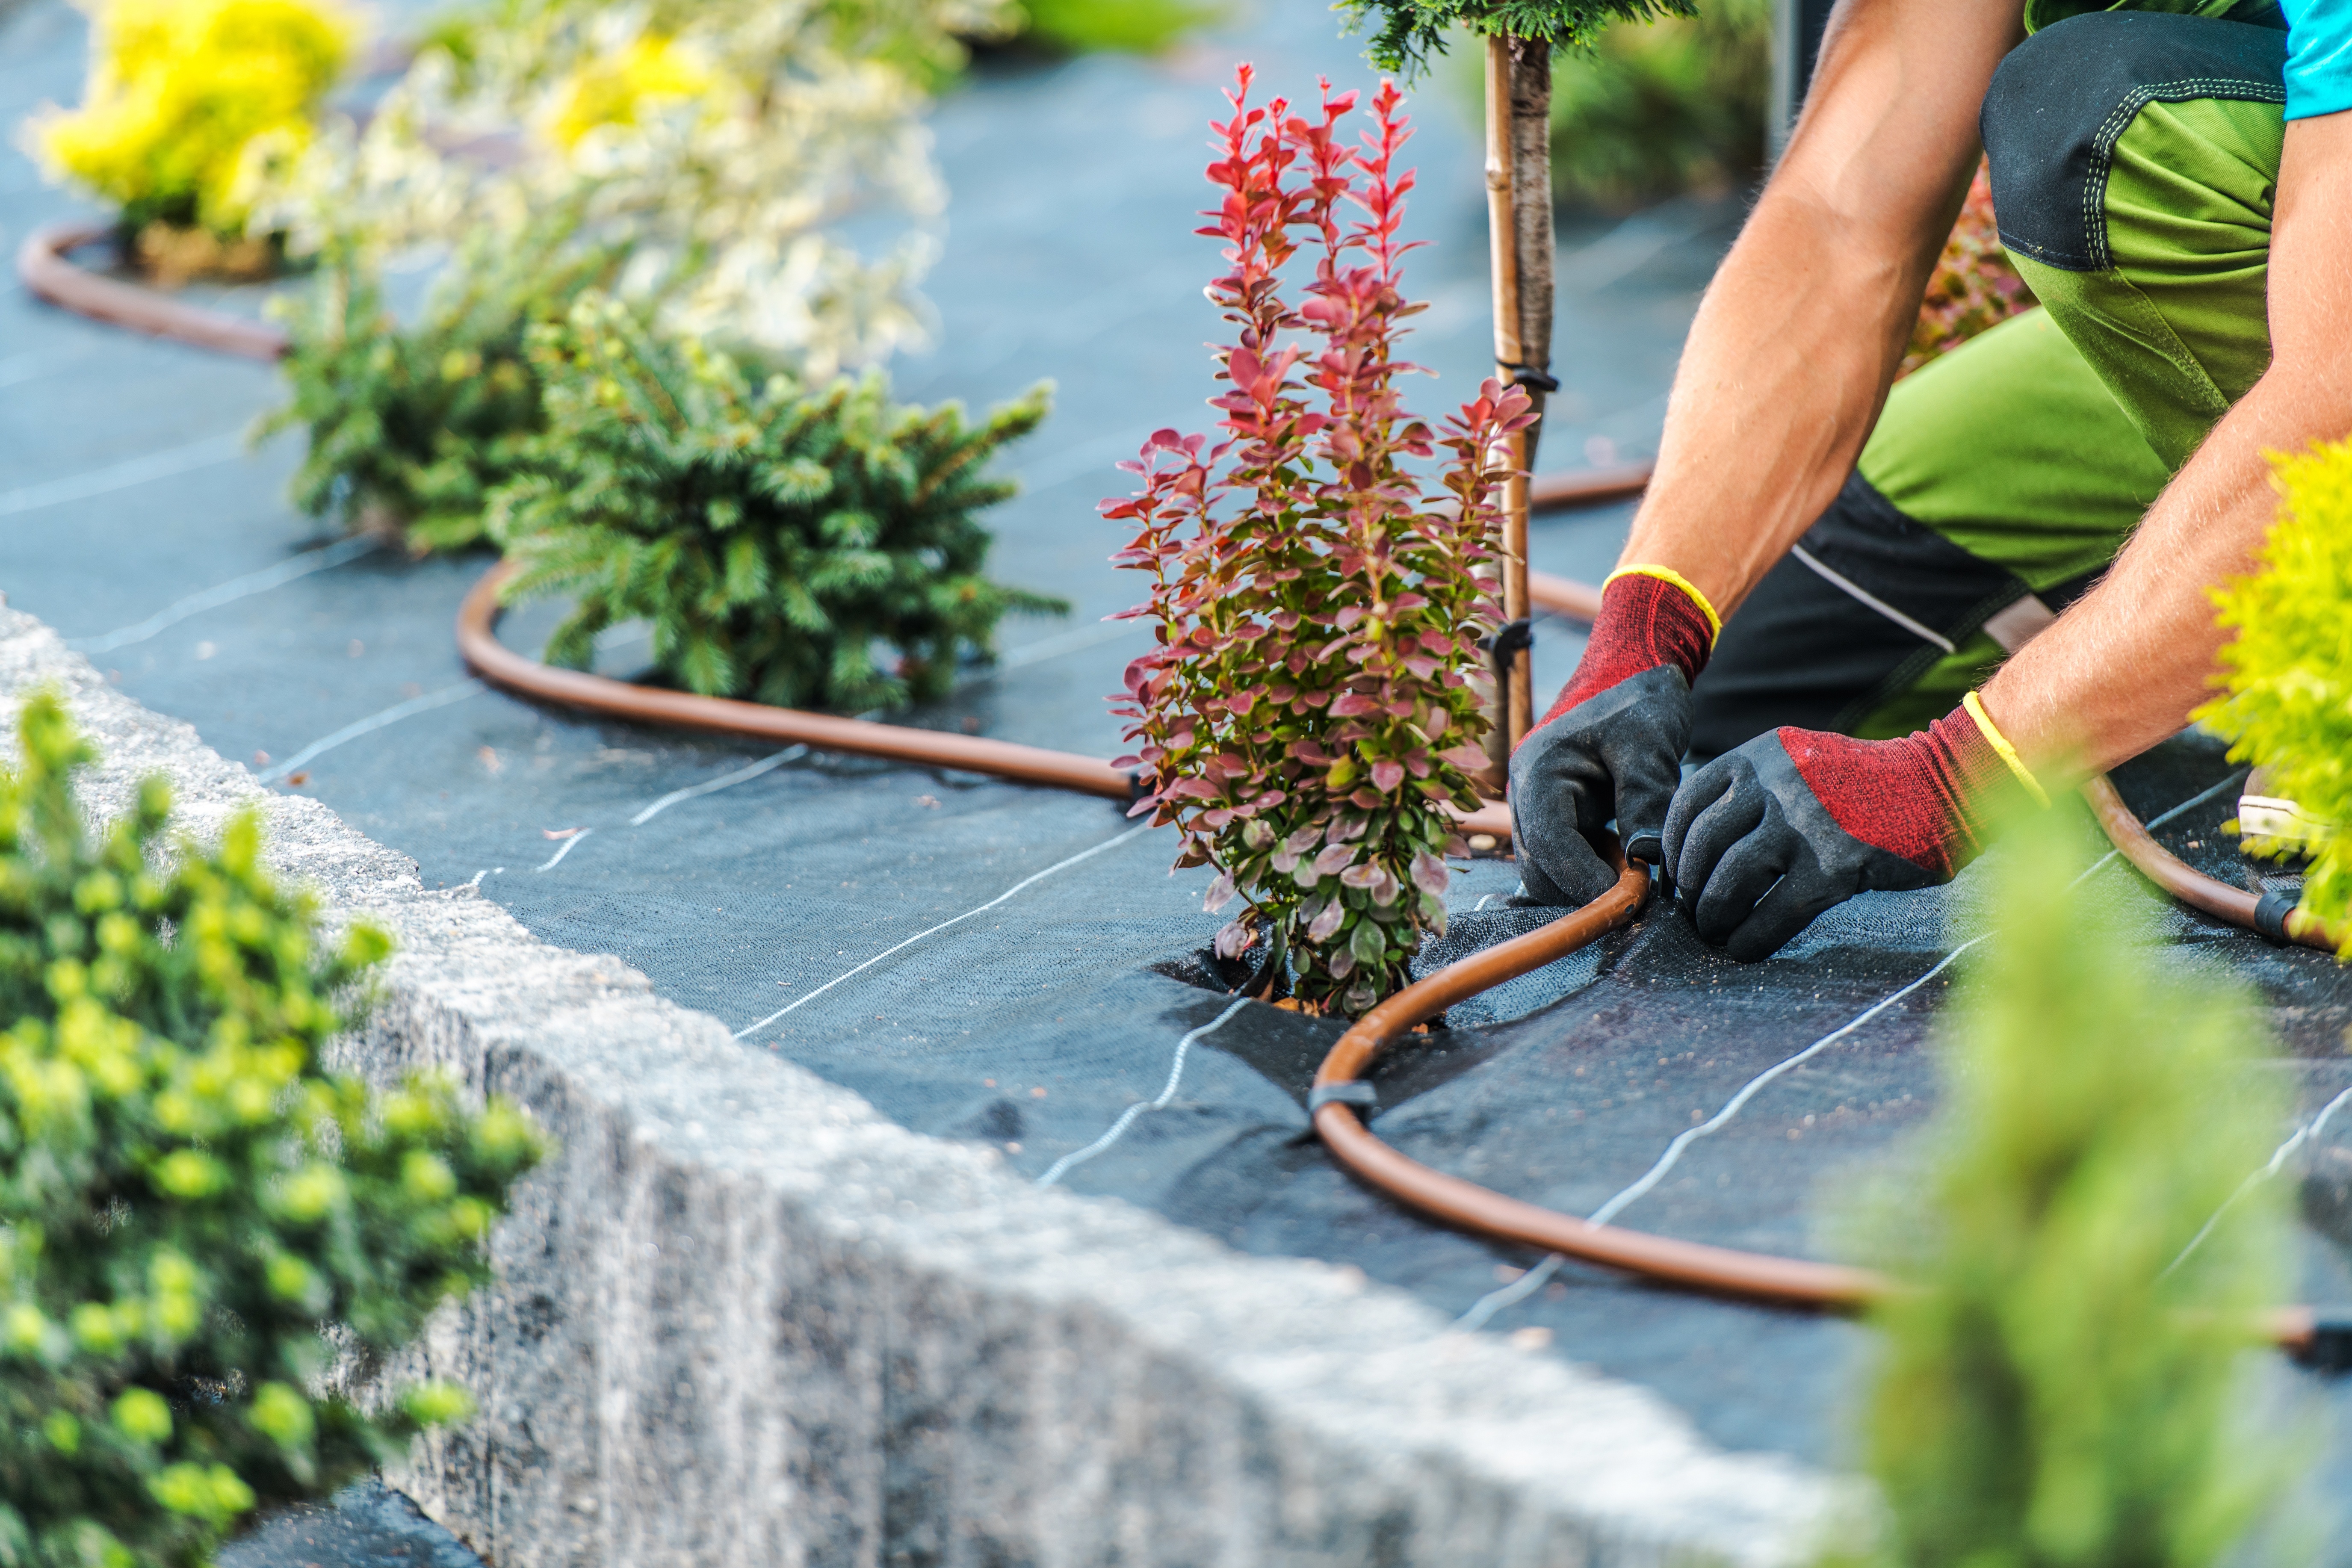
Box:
[68,537,381,653]
[1789,544,1956,654]
[1451,769,2252,1332]
[537,830,593,872]
[256,679,487,783]
[2164,1080,2352,1279]
[733,822,1156,1039]
[1036,995,1252,1187]
[631,747,808,826]
[996,619,1144,672]
[2083,78,2285,271]
[0,431,247,518]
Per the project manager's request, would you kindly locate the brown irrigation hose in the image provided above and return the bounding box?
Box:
[1311,846,1890,1308]
[18,223,291,362]
[1306,851,2338,1355]
[2083,774,2347,954]
[460,564,1520,836]
[459,563,1134,798]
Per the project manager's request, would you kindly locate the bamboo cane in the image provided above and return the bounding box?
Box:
[1482,34,1555,781]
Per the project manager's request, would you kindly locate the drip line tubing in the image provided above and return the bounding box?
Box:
[18,223,291,362]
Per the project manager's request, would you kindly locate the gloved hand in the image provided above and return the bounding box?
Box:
[1663,694,2044,960]
[1510,568,1719,904]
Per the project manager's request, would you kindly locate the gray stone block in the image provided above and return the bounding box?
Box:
[0,600,1849,1567]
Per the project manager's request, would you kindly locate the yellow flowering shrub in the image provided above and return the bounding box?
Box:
[24,0,354,236]
[2197,437,2352,949]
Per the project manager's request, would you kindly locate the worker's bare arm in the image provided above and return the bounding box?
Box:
[1611,0,2024,616]
[1980,109,2352,781]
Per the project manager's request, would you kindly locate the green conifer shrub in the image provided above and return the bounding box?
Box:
[259,221,623,553]
[0,692,547,1568]
[2196,438,2352,950]
[1856,803,2295,1568]
[490,294,1063,712]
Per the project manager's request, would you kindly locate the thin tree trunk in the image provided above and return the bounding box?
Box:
[1482,33,1554,786]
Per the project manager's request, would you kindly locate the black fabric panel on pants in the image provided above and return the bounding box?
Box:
[1981,10,2287,273]
[1686,472,2024,762]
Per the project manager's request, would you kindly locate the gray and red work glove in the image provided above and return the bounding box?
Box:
[1664,692,2049,960]
[1510,567,1720,903]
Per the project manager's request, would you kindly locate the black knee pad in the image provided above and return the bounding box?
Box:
[1981,10,2285,273]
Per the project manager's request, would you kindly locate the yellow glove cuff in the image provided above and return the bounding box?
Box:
[1962,690,2050,809]
[1604,564,1723,645]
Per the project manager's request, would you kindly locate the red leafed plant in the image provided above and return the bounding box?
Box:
[1102,68,1533,1017]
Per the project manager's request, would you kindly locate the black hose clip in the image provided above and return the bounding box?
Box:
[2291,1311,2352,1373]
[2254,889,2297,946]
[1500,363,1560,394]
[1308,1081,1377,1118]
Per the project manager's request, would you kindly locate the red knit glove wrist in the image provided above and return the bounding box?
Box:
[1778,706,2027,879]
[1532,571,1717,736]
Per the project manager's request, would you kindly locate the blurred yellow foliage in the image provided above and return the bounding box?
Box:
[541,35,715,151]
[25,0,355,234]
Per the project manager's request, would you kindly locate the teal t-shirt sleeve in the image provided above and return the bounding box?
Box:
[2281,0,2352,119]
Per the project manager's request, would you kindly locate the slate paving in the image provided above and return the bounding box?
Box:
[6,0,2352,1559]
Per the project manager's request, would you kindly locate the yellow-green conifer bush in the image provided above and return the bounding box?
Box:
[1543,0,1768,208]
[2198,438,2352,951]
[21,0,354,281]
[1853,805,2296,1568]
[0,694,547,1568]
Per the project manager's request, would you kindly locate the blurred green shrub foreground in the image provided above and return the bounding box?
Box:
[0,694,546,1568]
[1851,803,2302,1568]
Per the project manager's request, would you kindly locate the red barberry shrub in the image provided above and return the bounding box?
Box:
[1103,68,1532,1017]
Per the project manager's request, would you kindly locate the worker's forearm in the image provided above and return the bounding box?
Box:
[1978,372,2343,779]
[1616,193,1930,615]
[1980,112,2352,784]
[1612,0,2017,618]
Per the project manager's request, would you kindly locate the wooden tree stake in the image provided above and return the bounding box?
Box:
[1481,33,1554,783]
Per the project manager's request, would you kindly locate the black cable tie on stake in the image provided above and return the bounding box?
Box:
[1308,1081,1377,1115]
[1499,364,1560,394]
[2290,1311,2352,1373]
[2254,889,2297,946]
[1483,618,1535,663]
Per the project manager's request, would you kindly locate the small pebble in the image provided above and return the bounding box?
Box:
[1509,1326,1553,1351]
[1468,833,1498,852]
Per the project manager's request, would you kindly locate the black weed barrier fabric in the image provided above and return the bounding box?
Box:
[9,0,2352,1545]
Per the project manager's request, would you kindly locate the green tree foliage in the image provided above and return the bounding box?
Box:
[2197,438,2352,949]
[0,692,548,1568]
[1544,0,1765,207]
[1858,803,2295,1568]
[257,221,622,553]
[491,294,1063,713]
[1340,0,1695,80]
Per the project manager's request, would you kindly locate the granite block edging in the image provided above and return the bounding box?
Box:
[0,600,1854,1568]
